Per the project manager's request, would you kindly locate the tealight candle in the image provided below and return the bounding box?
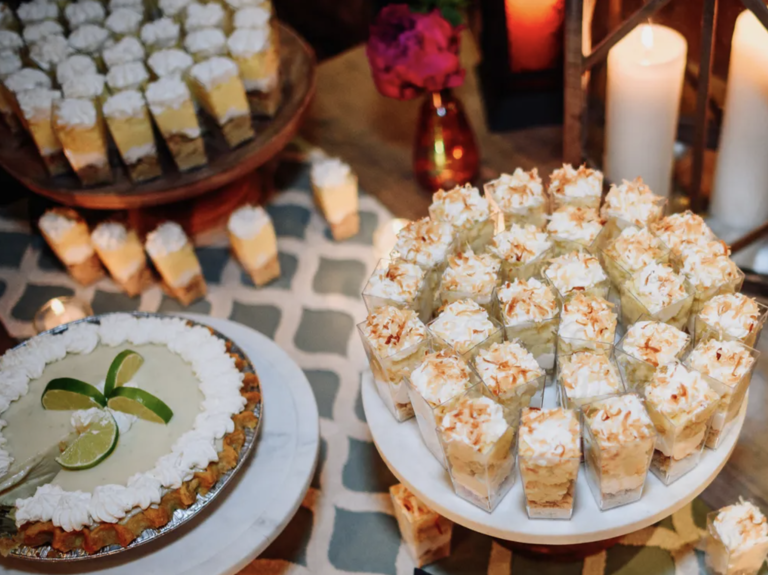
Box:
[33,297,93,333]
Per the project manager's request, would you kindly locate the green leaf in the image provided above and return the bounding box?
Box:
[440,6,463,26]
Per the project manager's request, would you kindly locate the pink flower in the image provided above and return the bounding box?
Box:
[367,5,465,101]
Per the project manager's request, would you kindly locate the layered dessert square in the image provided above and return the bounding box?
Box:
[103,36,145,68]
[310,157,359,241]
[650,210,716,256]
[582,394,656,510]
[146,75,207,171]
[38,208,105,285]
[484,168,547,228]
[141,17,180,52]
[227,204,280,286]
[106,61,149,92]
[389,483,453,568]
[644,362,719,484]
[406,349,478,463]
[557,350,624,409]
[91,221,153,296]
[496,277,560,369]
[486,223,552,282]
[543,250,609,302]
[427,299,502,358]
[545,206,604,255]
[362,259,431,323]
[706,500,768,575]
[145,221,207,305]
[184,2,226,32]
[358,305,430,422]
[696,293,768,348]
[600,177,666,234]
[65,0,105,29]
[68,24,110,60]
[557,293,617,356]
[29,34,73,77]
[105,8,143,39]
[4,67,51,129]
[184,27,227,61]
[620,262,693,328]
[189,56,254,147]
[686,339,758,449]
[518,408,581,519]
[393,216,455,296]
[16,88,68,176]
[103,90,161,183]
[429,184,494,253]
[53,98,112,185]
[439,388,515,511]
[227,27,280,116]
[147,48,193,78]
[599,225,670,288]
[438,248,501,312]
[616,320,691,392]
[548,163,603,210]
[474,341,545,425]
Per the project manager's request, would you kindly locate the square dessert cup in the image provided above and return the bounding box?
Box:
[519,452,580,520]
[548,233,602,258]
[556,348,626,410]
[479,362,546,428]
[438,386,516,512]
[500,245,553,283]
[427,316,504,362]
[581,396,656,510]
[389,484,453,567]
[695,301,768,349]
[357,321,430,422]
[688,268,746,332]
[543,272,611,305]
[362,259,433,325]
[619,275,694,330]
[616,327,692,393]
[482,180,549,230]
[705,508,768,575]
[459,217,496,254]
[601,196,667,239]
[557,335,613,359]
[597,228,671,290]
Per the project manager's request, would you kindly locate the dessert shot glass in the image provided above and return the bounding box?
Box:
[547,163,603,211]
[429,183,496,253]
[597,225,671,290]
[556,294,618,357]
[486,224,554,283]
[695,293,768,349]
[556,348,625,410]
[362,258,433,324]
[705,500,768,575]
[542,251,611,303]
[618,263,694,329]
[428,299,504,360]
[545,205,604,257]
[437,250,501,314]
[599,178,667,238]
[483,168,548,230]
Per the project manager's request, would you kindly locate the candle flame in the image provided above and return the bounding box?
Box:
[51,298,65,316]
[641,24,654,49]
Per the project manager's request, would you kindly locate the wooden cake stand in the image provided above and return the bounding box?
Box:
[0,23,316,236]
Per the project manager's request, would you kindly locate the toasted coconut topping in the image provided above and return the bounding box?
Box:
[440,395,509,453]
[700,293,763,341]
[544,251,607,297]
[429,299,497,355]
[584,394,655,447]
[440,248,501,296]
[410,349,474,407]
[650,211,715,253]
[474,341,543,398]
[714,499,768,550]
[519,408,580,459]
[687,339,755,388]
[621,321,690,367]
[626,262,688,313]
[360,306,427,358]
[546,205,604,245]
[548,163,603,200]
[601,177,664,227]
[486,168,545,213]
[679,240,741,291]
[559,352,622,400]
[393,217,454,269]
[645,362,720,423]
[605,226,668,274]
[558,293,617,343]
[497,278,559,325]
[390,483,437,521]
[487,224,551,264]
[365,260,425,303]
[429,184,491,231]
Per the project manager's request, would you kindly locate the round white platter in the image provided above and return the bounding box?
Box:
[2,315,319,575]
[362,370,745,545]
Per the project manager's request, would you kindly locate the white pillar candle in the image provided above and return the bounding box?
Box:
[711,11,768,229]
[604,24,687,198]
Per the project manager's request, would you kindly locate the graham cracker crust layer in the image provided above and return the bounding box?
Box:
[221,114,255,148]
[74,161,112,186]
[162,273,207,306]
[126,153,162,183]
[245,254,280,287]
[330,211,360,241]
[166,132,207,172]
[69,253,106,286]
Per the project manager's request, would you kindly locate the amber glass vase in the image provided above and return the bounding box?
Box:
[413,89,479,192]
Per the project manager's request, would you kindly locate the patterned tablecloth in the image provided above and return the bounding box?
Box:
[0,160,729,575]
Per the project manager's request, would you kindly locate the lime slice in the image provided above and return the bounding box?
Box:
[108,387,174,424]
[104,350,144,397]
[56,411,118,470]
[42,378,107,410]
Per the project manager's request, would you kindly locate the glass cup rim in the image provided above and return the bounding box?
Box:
[557,346,626,406]
[493,282,562,327]
[427,312,504,358]
[682,339,761,389]
[598,227,672,278]
[580,392,657,446]
[356,319,430,363]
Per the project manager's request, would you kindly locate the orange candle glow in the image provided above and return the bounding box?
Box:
[505,0,565,73]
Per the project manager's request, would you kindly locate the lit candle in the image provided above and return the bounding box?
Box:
[505,0,565,73]
[711,11,768,229]
[604,24,687,197]
[373,218,411,260]
[33,297,92,333]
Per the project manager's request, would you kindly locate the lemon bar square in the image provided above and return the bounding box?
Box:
[53,97,112,185]
[228,204,280,286]
[17,88,69,176]
[311,157,360,241]
[92,221,153,296]
[104,90,161,182]
[145,221,207,305]
[39,208,105,285]
[227,27,280,116]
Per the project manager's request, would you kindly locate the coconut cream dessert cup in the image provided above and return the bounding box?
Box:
[145,221,206,305]
[474,340,546,426]
[103,89,161,183]
[557,293,617,357]
[105,7,143,39]
[685,339,758,449]
[227,204,280,286]
[545,205,604,256]
[69,24,110,66]
[600,177,666,238]
[141,17,180,52]
[184,27,226,61]
[581,393,656,510]
[102,36,145,68]
[598,225,670,289]
[427,299,503,359]
[543,250,610,303]
[619,262,694,329]
[22,19,63,45]
[65,0,105,29]
[495,277,560,370]
[310,157,359,241]
[91,221,153,295]
[643,362,720,484]
[484,168,548,229]
[147,47,193,79]
[17,1,59,25]
[358,305,430,422]
[650,210,716,257]
[556,349,625,410]
[438,386,515,512]
[548,163,603,210]
[184,2,227,33]
[362,258,431,323]
[145,75,207,171]
[405,349,480,464]
[616,320,691,392]
[696,293,768,349]
[437,248,501,313]
[0,50,21,132]
[706,499,768,575]
[189,56,253,147]
[106,60,149,93]
[38,208,105,285]
[429,184,495,253]
[392,216,456,297]
[486,224,553,282]
[227,26,280,116]
[16,88,68,176]
[389,483,453,568]
[518,407,581,519]
[53,97,112,186]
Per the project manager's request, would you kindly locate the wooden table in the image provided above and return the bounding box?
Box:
[301,38,768,522]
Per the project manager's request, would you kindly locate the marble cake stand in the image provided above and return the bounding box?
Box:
[362,370,745,545]
[1,315,319,575]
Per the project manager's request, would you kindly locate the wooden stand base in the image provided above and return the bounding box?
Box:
[496,537,622,561]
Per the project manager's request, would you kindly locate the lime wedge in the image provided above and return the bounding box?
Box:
[56,411,118,470]
[42,378,107,410]
[105,350,144,397]
[108,387,174,424]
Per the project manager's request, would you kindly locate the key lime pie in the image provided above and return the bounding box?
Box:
[0,313,260,555]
